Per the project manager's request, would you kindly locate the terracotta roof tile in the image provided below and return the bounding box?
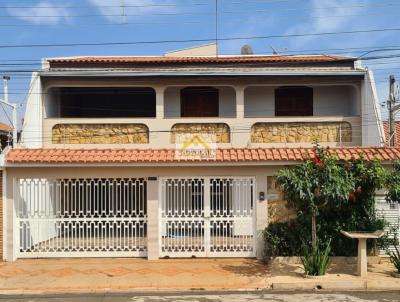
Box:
[7,147,400,165]
[47,55,354,65]
[0,122,11,133]
[383,121,400,147]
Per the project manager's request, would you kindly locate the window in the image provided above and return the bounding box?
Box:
[59,87,156,118]
[181,87,219,117]
[275,86,313,116]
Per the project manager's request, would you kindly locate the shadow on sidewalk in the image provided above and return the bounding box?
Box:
[219,259,269,277]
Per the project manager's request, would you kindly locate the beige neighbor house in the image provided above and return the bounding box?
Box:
[0,45,399,262]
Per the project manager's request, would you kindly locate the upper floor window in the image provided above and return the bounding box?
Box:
[58,87,156,118]
[275,86,313,116]
[181,87,219,117]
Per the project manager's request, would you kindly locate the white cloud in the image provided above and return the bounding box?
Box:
[8,1,70,25]
[283,0,366,50]
[87,0,179,23]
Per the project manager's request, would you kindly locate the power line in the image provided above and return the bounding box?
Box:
[1,45,400,63]
[0,27,396,49]
[1,3,208,9]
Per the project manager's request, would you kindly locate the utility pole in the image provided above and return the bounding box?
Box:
[388,75,400,146]
[0,76,17,147]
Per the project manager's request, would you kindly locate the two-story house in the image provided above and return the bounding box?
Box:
[1,45,399,262]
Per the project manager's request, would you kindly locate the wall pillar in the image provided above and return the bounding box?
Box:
[255,175,268,259]
[155,86,165,119]
[146,177,159,260]
[235,86,245,119]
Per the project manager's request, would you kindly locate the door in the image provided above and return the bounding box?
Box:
[181,87,219,117]
[160,177,255,257]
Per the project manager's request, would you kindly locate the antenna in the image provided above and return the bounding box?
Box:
[270,46,278,55]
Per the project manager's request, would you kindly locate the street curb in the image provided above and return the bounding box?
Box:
[0,288,270,297]
[272,280,366,290]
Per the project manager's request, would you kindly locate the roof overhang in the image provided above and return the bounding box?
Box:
[5,147,400,168]
[39,69,366,78]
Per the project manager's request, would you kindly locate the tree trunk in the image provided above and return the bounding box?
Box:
[311,209,317,248]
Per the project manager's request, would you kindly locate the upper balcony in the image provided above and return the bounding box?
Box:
[41,80,362,149]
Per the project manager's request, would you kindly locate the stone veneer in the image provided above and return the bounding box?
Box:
[170,123,230,143]
[267,176,297,224]
[251,122,352,143]
[52,124,149,144]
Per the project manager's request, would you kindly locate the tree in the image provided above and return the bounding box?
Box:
[276,145,354,247]
[386,161,400,204]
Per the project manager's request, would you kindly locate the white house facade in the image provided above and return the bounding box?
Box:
[1,49,398,262]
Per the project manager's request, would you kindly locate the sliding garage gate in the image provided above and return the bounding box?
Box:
[15,178,147,258]
[160,177,256,257]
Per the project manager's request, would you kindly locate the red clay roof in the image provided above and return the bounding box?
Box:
[383,121,400,147]
[6,147,400,164]
[47,55,354,65]
[0,122,11,133]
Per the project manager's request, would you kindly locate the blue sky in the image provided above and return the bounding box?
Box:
[0,0,399,127]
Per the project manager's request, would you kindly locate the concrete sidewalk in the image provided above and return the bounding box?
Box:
[0,258,269,294]
[0,258,399,294]
[269,257,400,290]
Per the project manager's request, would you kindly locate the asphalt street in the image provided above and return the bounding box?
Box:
[0,291,400,302]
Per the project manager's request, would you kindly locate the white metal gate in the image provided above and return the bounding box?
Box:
[15,178,147,258]
[376,193,400,254]
[160,177,255,257]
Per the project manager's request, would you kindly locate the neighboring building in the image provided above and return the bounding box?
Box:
[1,45,399,261]
[382,121,400,146]
[0,123,11,151]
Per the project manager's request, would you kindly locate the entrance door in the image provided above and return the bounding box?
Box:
[160,177,255,257]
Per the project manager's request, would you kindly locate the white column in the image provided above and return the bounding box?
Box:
[146,178,159,260]
[255,175,268,259]
[155,86,165,119]
[235,85,245,119]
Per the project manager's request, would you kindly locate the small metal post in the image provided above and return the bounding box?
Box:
[2,76,17,147]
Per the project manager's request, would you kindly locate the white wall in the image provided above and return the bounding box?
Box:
[244,87,275,117]
[164,86,236,118]
[20,73,43,148]
[44,88,60,118]
[244,85,360,117]
[314,86,360,116]
[361,71,385,146]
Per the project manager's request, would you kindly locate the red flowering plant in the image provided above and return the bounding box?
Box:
[276,144,354,248]
[266,149,393,258]
[345,159,386,205]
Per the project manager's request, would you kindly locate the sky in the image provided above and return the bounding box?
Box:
[0,0,399,128]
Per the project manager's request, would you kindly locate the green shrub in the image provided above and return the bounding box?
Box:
[264,156,394,258]
[263,221,304,258]
[388,246,400,273]
[263,212,392,258]
[301,239,331,276]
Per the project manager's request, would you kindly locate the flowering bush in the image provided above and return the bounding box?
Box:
[276,144,354,247]
[265,146,392,258]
